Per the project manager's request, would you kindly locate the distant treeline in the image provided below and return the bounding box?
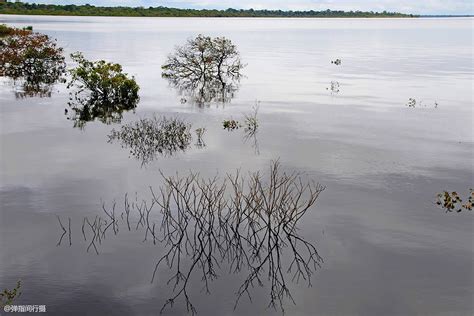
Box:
[0,2,417,18]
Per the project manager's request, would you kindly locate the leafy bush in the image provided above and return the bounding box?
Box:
[67,52,140,128]
[0,281,21,308]
[0,25,65,94]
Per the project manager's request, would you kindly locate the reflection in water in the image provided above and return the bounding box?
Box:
[0,26,66,98]
[194,127,206,148]
[66,52,140,128]
[162,34,244,107]
[326,81,340,94]
[108,116,192,165]
[14,82,54,99]
[58,162,325,314]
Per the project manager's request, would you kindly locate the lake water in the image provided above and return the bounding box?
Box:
[0,15,473,315]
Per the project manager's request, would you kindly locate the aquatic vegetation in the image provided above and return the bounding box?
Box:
[406,98,416,107]
[436,189,473,213]
[331,58,341,65]
[108,116,192,165]
[195,127,206,148]
[0,24,66,97]
[162,34,244,106]
[406,98,438,108]
[327,81,340,94]
[244,103,259,135]
[223,119,240,130]
[58,161,325,314]
[67,52,140,128]
[0,281,21,308]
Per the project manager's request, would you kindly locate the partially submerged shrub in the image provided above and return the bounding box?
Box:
[62,161,325,314]
[0,25,66,96]
[162,34,244,106]
[67,52,140,128]
[223,119,240,130]
[436,189,473,213]
[108,116,192,164]
[0,281,21,308]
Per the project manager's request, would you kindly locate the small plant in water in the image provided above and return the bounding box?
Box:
[406,98,416,107]
[327,81,340,94]
[195,127,206,148]
[108,116,192,165]
[223,119,240,130]
[436,189,473,213]
[67,52,140,128]
[243,103,259,135]
[0,281,21,308]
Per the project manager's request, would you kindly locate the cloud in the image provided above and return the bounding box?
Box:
[22,0,474,15]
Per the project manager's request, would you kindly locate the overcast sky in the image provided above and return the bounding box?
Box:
[22,0,474,15]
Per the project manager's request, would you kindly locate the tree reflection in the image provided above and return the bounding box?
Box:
[58,161,325,314]
[108,116,192,165]
[162,35,244,107]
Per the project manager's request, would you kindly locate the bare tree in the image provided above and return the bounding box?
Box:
[58,161,325,315]
[162,34,244,106]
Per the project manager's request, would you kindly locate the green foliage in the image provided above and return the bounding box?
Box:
[67,52,140,128]
[0,2,417,18]
[223,119,240,130]
[108,116,192,164]
[436,189,473,213]
[0,24,65,96]
[0,281,21,308]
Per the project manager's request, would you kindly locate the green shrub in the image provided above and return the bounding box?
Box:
[67,52,140,128]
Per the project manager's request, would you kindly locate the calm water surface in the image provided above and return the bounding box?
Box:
[0,16,473,315]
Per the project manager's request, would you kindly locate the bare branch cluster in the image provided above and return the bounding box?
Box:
[162,34,244,106]
[58,161,325,314]
[108,116,193,165]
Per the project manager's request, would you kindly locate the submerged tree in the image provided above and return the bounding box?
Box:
[0,24,66,97]
[108,116,192,165]
[0,281,22,308]
[436,189,473,213]
[67,52,140,128]
[162,34,244,106]
[58,161,325,314]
